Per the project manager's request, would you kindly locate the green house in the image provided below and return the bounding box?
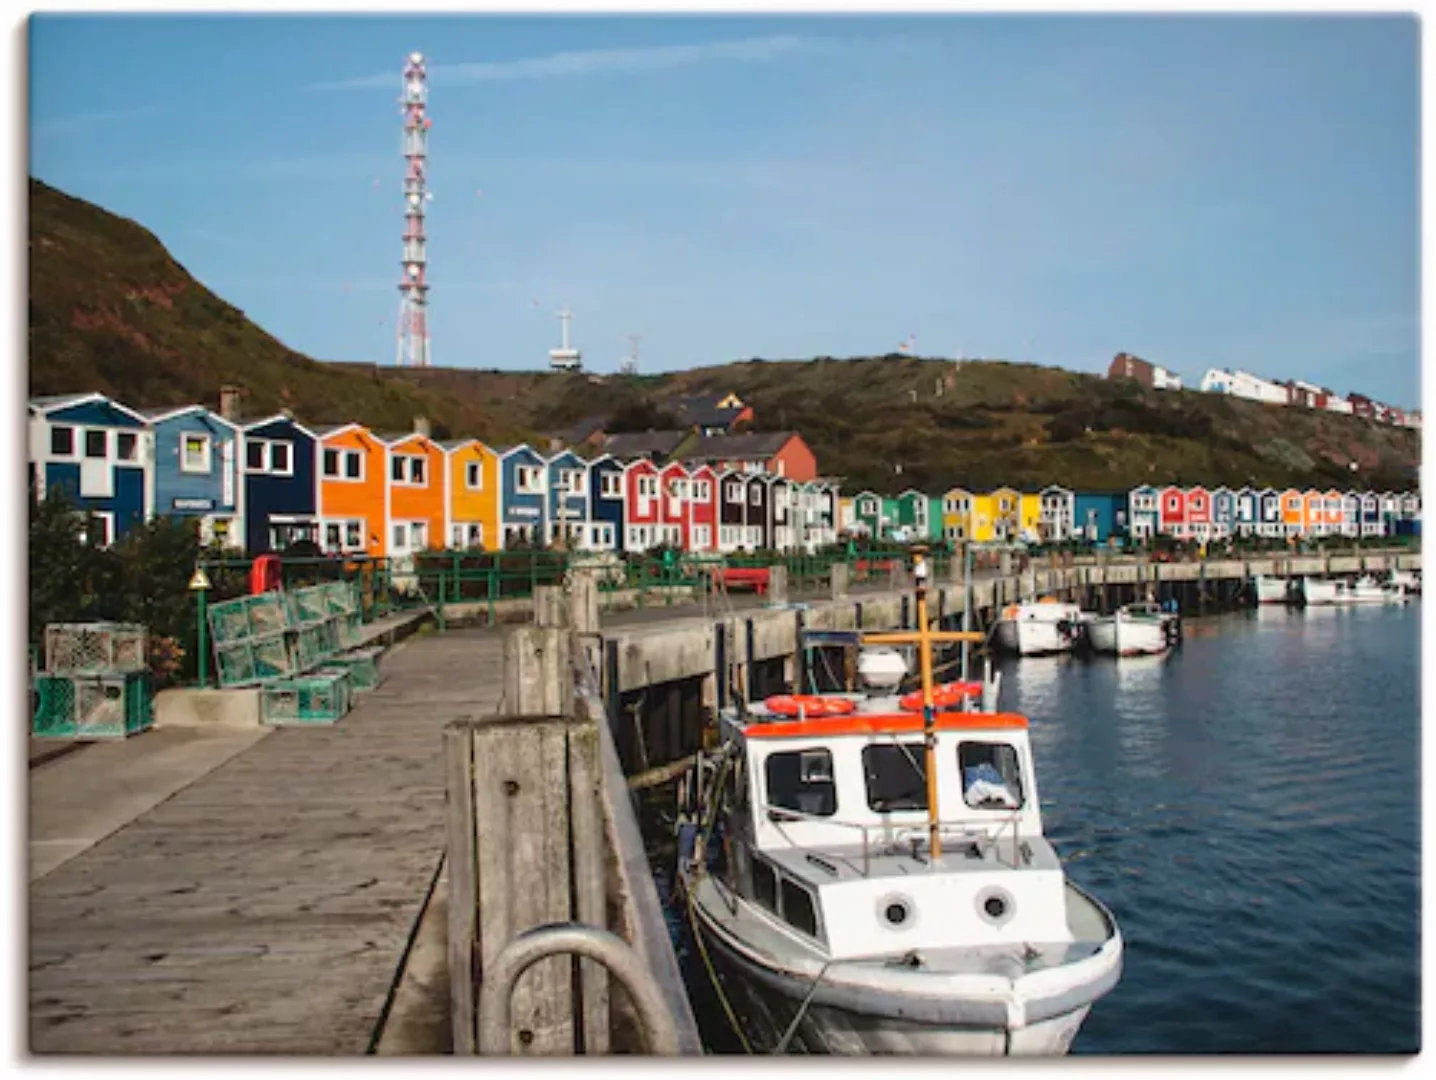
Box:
[895,489,937,543]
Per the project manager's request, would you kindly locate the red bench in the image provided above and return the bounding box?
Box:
[713,567,770,595]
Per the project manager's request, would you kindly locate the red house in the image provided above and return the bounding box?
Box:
[658,461,690,550]
[679,431,818,482]
[1186,486,1211,540]
[622,459,662,552]
[684,464,718,552]
[1158,485,1188,537]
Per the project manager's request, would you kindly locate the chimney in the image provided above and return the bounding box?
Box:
[219,385,242,422]
[413,415,431,437]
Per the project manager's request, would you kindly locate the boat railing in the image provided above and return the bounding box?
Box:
[761,803,1028,877]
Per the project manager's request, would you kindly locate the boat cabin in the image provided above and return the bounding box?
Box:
[711,704,1072,960]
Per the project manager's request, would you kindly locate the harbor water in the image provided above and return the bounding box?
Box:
[654,601,1421,1055]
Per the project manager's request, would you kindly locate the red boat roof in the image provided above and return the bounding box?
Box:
[743,712,1030,739]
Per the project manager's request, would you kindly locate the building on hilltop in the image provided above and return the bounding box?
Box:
[1107,352,1183,391]
[1198,368,1289,406]
[679,431,817,482]
[659,391,754,436]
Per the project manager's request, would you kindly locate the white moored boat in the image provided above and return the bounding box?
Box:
[1299,577,1340,606]
[1088,603,1181,656]
[1252,575,1294,605]
[1331,575,1399,605]
[678,551,1123,1057]
[993,599,1088,657]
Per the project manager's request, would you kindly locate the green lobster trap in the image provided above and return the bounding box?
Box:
[321,580,360,617]
[259,670,352,726]
[214,640,257,687]
[290,625,336,673]
[207,597,256,648]
[285,585,330,628]
[247,592,290,636]
[334,611,365,649]
[33,672,152,739]
[324,646,385,693]
[250,633,293,682]
[44,622,148,676]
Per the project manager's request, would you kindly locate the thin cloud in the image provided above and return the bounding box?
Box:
[33,105,162,137]
[305,35,826,91]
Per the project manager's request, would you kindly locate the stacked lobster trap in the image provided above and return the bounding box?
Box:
[206,579,382,727]
[33,623,153,739]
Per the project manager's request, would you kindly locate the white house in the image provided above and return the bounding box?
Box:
[1199,368,1289,406]
[1324,394,1354,415]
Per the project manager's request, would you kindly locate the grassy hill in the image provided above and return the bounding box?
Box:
[29,177,1420,495]
[26,177,530,442]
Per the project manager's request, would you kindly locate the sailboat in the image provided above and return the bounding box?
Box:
[676,548,1123,1056]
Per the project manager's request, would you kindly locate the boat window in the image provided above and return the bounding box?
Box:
[862,743,927,812]
[780,878,820,937]
[958,743,1025,810]
[752,857,778,911]
[764,748,837,817]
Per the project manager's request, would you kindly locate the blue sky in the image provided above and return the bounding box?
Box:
[30,13,1420,406]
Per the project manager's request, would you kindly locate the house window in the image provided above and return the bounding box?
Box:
[451,522,484,548]
[391,454,426,485]
[725,482,743,503]
[764,748,836,817]
[391,456,405,482]
[411,522,428,549]
[637,475,657,498]
[50,426,74,456]
[320,518,366,554]
[345,451,362,481]
[692,525,711,549]
[600,472,622,498]
[181,433,211,474]
[517,465,543,494]
[324,448,363,481]
[246,441,266,471]
[694,480,711,501]
[562,469,584,495]
[862,743,927,812]
[466,462,483,490]
[84,430,107,459]
[325,449,340,477]
[749,486,761,506]
[116,432,138,462]
[76,510,115,547]
[392,524,407,550]
[270,441,292,475]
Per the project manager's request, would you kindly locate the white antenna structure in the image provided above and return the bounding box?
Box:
[620,333,641,375]
[549,304,582,371]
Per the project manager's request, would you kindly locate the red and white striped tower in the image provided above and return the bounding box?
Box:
[396,51,431,367]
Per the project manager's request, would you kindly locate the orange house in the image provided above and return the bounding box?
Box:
[1279,488,1305,536]
[316,423,388,557]
[381,428,447,557]
[1323,488,1346,535]
[1303,489,1325,537]
[443,437,501,551]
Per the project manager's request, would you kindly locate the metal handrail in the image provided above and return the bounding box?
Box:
[760,803,1027,875]
[477,923,683,1056]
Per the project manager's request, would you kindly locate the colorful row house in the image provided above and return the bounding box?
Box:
[28,393,152,546]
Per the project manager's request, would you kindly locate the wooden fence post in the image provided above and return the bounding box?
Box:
[504,626,573,717]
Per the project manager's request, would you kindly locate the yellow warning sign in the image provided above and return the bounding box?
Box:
[188,568,212,591]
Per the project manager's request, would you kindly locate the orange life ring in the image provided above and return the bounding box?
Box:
[899,681,983,711]
[763,695,857,718]
[250,554,282,595]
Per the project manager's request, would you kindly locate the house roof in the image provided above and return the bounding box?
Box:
[679,430,798,462]
[662,392,748,429]
[556,414,609,444]
[133,403,243,431]
[28,392,97,410]
[603,430,689,459]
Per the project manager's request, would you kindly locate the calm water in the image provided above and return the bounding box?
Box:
[657,603,1421,1055]
[1013,604,1421,1054]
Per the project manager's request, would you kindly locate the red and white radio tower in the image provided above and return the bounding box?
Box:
[396,51,432,367]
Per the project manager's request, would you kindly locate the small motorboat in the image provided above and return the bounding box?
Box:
[993,598,1089,657]
[1088,602,1181,657]
[1389,568,1420,596]
[1331,575,1398,605]
[1299,577,1340,606]
[1252,574,1294,605]
[677,550,1123,1057]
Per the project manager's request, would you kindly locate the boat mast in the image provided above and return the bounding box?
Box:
[859,545,983,861]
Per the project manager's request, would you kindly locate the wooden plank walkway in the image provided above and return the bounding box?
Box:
[29,629,502,1055]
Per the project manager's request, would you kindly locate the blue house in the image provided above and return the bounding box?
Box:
[28,392,151,545]
[544,449,590,549]
[585,454,625,552]
[139,404,244,548]
[1126,485,1159,543]
[1073,491,1129,545]
[1359,492,1382,537]
[1210,487,1235,538]
[241,413,319,554]
[498,444,546,548]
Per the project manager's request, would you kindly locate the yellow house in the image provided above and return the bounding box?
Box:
[969,493,997,542]
[443,438,501,550]
[990,487,1022,541]
[941,487,974,542]
[838,495,856,534]
[1019,492,1042,540]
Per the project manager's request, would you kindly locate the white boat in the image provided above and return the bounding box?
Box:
[1331,575,1397,605]
[1088,603,1180,656]
[993,599,1089,656]
[678,558,1122,1057]
[1299,577,1340,606]
[1253,575,1294,605]
[1390,568,1420,595]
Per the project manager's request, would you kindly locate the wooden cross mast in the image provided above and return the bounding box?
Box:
[858,546,984,861]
